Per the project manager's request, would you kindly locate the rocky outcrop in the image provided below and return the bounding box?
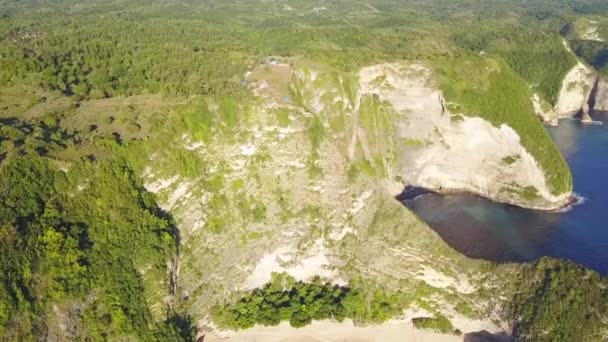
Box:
[542,39,608,124]
[531,93,558,125]
[551,65,608,123]
[591,77,608,113]
[358,63,571,210]
[553,62,596,119]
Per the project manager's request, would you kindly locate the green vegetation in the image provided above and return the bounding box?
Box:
[412,315,459,335]
[520,186,541,201]
[450,114,464,123]
[0,127,194,340]
[0,16,249,99]
[307,115,324,178]
[571,39,608,75]
[276,108,291,127]
[509,258,608,341]
[431,57,572,195]
[453,27,576,106]
[501,155,520,165]
[1,0,608,340]
[211,274,405,329]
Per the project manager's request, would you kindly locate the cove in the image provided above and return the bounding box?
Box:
[401,118,608,274]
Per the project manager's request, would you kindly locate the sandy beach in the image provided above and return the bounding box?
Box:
[203,319,462,342]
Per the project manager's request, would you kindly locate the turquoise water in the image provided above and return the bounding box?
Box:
[403,119,608,274]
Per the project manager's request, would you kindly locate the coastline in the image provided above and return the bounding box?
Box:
[399,185,576,212]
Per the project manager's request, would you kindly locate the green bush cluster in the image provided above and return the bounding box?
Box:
[211,275,404,329]
[412,315,459,335]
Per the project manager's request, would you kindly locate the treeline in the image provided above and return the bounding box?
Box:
[0,1,591,102]
[0,16,251,99]
[0,118,194,341]
[211,275,403,329]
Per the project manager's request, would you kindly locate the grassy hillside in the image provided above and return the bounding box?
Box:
[431,57,573,195]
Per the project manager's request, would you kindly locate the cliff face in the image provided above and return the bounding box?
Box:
[357,63,570,210]
[547,63,608,123]
[139,58,577,339]
[553,62,596,119]
[538,39,608,124]
[592,78,608,113]
[141,59,513,337]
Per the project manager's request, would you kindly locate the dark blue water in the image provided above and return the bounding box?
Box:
[403,118,608,274]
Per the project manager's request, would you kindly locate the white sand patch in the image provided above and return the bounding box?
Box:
[277,126,300,139]
[381,179,406,197]
[164,181,192,210]
[230,158,247,171]
[185,141,204,151]
[244,239,345,290]
[141,166,153,177]
[311,6,327,14]
[309,184,326,194]
[329,226,355,240]
[349,190,373,215]
[417,268,474,294]
[145,175,179,193]
[204,318,461,342]
[284,160,306,168]
[239,143,257,156]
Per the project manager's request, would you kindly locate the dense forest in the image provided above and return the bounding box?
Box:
[0,118,194,340]
[1,0,608,341]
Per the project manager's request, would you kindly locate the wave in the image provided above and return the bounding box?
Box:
[585,120,604,125]
[555,192,588,213]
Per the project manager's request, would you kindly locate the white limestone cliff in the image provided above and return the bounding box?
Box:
[358,63,570,210]
[553,62,596,119]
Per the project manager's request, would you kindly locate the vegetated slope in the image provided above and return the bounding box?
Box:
[0,0,607,341]
[571,39,608,75]
[0,118,194,340]
[431,57,572,196]
[508,258,608,341]
[451,23,577,107]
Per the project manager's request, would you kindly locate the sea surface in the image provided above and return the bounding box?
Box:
[402,118,608,274]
